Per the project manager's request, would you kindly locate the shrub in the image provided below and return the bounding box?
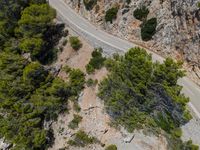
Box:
[86,48,106,74]
[83,0,97,10]
[105,144,117,150]
[67,130,96,147]
[133,6,149,21]
[68,114,82,129]
[105,7,118,23]
[86,78,98,87]
[197,2,200,8]
[87,64,95,74]
[171,128,182,138]
[23,62,48,87]
[69,69,85,95]
[69,36,82,50]
[62,65,71,73]
[141,18,157,41]
[73,101,81,112]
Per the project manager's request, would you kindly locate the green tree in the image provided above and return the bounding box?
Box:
[141,18,157,41]
[105,7,118,23]
[69,69,85,95]
[19,38,44,60]
[23,62,48,87]
[133,6,149,21]
[86,48,106,74]
[98,47,195,149]
[18,4,56,37]
[69,36,82,50]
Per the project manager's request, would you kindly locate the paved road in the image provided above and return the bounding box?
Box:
[49,0,200,118]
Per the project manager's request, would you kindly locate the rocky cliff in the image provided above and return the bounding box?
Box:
[64,0,200,85]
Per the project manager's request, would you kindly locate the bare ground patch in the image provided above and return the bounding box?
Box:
[49,31,168,150]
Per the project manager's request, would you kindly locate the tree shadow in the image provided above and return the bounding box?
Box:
[39,23,65,65]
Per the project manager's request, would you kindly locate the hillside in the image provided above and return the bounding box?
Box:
[0,0,200,150]
[65,0,200,85]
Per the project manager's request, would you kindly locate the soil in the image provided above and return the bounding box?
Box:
[48,30,168,150]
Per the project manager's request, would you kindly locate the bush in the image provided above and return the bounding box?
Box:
[67,130,96,147]
[105,7,118,23]
[171,128,182,138]
[68,114,82,129]
[133,6,149,21]
[197,2,200,8]
[86,64,95,74]
[86,48,106,74]
[62,65,71,73]
[105,144,117,150]
[83,0,97,10]
[141,18,157,41]
[23,62,48,87]
[86,78,98,87]
[73,101,81,112]
[69,69,85,95]
[69,36,82,50]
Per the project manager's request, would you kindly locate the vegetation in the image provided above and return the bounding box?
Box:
[141,18,157,41]
[68,114,83,129]
[62,65,72,73]
[19,38,44,60]
[99,47,197,149]
[105,7,118,23]
[133,6,157,41]
[83,0,97,10]
[69,69,85,95]
[0,1,85,149]
[105,144,117,150]
[67,130,96,147]
[133,6,149,21]
[86,78,98,87]
[18,4,56,37]
[69,36,82,50]
[73,101,81,112]
[86,48,106,74]
[197,2,200,8]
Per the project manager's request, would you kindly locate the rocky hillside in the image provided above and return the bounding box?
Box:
[64,0,200,85]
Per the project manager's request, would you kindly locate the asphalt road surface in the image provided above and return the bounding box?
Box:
[49,0,200,119]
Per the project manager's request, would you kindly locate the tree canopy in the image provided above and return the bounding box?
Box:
[99,47,197,149]
[0,1,85,149]
[18,4,56,37]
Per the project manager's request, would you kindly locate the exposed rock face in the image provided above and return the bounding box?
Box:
[64,0,200,85]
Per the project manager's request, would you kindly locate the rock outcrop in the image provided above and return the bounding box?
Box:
[64,0,200,85]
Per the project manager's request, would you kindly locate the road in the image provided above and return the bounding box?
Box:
[49,0,200,119]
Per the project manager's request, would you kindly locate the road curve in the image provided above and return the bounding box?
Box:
[49,0,200,118]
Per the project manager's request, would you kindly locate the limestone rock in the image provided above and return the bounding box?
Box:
[64,0,200,85]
